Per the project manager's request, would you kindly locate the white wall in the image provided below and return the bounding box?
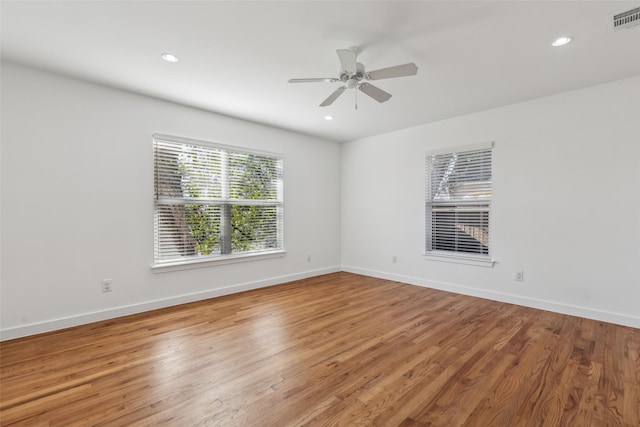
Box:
[2,62,638,340]
[341,75,640,328]
[0,62,342,339]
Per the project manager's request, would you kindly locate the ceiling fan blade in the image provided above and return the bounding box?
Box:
[336,49,357,73]
[320,86,346,107]
[367,63,418,80]
[358,82,392,103]
[288,78,339,83]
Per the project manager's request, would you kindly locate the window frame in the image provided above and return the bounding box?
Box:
[424,141,495,267]
[152,134,285,271]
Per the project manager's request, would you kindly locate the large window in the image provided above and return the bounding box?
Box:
[153,134,283,266]
[426,142,493,260]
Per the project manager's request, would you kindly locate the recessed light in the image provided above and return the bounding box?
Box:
[551,36,572,47]
[161,53,179,63]
[324,115,334,121]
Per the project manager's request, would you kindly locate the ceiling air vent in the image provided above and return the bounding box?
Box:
[613,6,640,31]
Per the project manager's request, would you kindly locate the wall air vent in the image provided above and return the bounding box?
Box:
[613,6,640,31]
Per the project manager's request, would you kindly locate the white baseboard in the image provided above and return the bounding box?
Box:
[342,266,640,329]
[0,266,341,341]
[4,264,637,341]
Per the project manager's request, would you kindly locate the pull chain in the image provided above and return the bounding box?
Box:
[355,85,358,110]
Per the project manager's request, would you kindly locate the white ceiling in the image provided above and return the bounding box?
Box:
[2,1,640,143]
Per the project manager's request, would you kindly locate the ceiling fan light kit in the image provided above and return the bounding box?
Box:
[289,48,418,108]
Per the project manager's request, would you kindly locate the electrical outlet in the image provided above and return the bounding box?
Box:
[392,255,398,264]
[101,279,113,293]
[306,254,311,262]
[514,271,524,282]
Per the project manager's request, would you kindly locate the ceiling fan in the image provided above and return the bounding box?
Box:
[288,48,418,108]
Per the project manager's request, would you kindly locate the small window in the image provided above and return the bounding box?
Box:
[153,134,283,267]
[426,142,493,260]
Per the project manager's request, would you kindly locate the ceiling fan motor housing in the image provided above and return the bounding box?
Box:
[340,62,366,86]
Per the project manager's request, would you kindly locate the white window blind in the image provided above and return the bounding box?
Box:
[153,135,283,265]
[426,144,492,257]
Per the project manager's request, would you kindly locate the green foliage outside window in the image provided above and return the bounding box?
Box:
[154,138,283,263]
[181,151,280,256]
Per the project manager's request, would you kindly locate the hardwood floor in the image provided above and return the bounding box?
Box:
[1,272,638,426]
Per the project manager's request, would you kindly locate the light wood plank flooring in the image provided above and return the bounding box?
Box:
[1,272,639,426]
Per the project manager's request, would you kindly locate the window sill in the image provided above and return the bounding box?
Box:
[152,250,286,273]
[423,252,495,267]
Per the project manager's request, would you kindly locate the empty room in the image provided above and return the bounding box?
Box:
[1,1,639,425]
